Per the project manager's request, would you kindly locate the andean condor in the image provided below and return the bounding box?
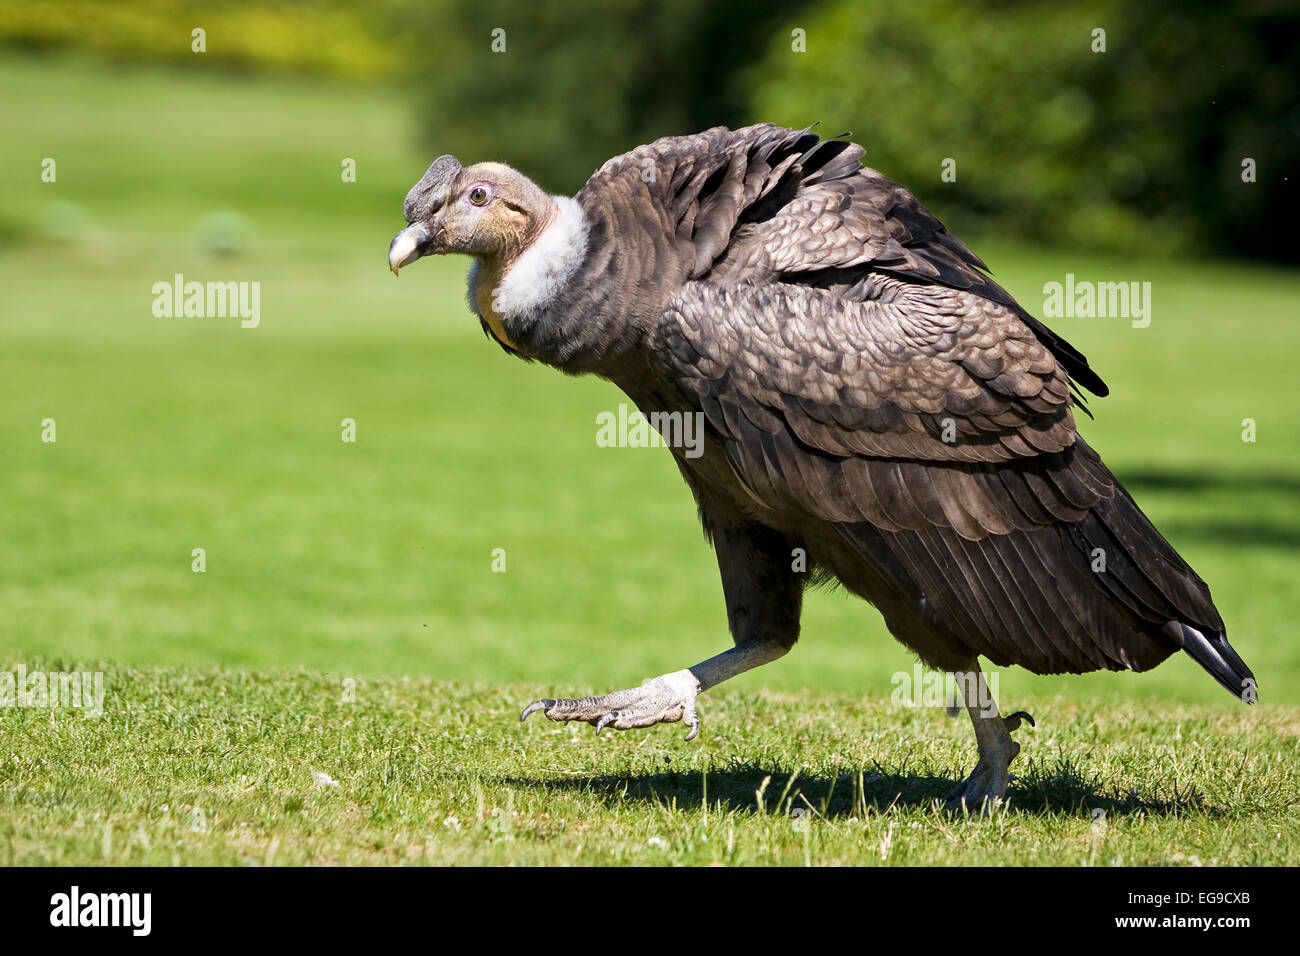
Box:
[389,125,1255,811]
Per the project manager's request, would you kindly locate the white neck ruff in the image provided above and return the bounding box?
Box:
[489,195,589,320]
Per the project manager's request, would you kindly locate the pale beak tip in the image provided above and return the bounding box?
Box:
[387,224,429,277]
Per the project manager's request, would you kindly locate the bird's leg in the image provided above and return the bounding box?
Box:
[942,665,1034,814]
[521,518,803,741]
[520,641,787,740]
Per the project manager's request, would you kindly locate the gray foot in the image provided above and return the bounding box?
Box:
[520,669,702,740]
[943,710,1035,814]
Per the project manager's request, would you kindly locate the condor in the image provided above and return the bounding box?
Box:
[389,124,1254,812]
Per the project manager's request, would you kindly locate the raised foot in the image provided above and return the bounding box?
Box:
[942,710,1036,815]
[520,669,702,741]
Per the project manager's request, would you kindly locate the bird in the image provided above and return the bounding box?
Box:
[388,124,1255,812]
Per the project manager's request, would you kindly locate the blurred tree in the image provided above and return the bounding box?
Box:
[0,0,395,78]
[746,0,1299,261]
[398,0,813,194]
[7,0,1295,261]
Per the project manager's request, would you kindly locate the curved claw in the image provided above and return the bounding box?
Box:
[684,718,700,742]
[520,699,555,722]
[1004,710,1036,731]
[594,712,617,735]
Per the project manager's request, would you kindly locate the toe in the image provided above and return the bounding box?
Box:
[683,709,700,741]
[520,699,556,722]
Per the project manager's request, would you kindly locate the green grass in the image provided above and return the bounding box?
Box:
[1,52,1299,865]
[2,665,1296,866]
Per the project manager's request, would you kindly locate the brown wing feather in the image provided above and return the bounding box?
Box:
[588,123,1108,398]
[655,279,1222,675]
[663,279,1077,477]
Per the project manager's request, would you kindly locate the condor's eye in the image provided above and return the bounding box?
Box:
[468,186,490,206]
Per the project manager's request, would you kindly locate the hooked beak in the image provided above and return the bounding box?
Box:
[388,222,435,276]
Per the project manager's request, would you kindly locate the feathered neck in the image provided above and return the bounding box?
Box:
[496,196,589,317]
[468,189,673,383]
[468,197,588,353]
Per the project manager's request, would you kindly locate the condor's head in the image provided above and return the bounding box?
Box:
[388,154,591,354]
[387,154,558,275]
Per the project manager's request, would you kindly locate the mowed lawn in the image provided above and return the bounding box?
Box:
[1,54,1298,865]
[3,669,1298,866]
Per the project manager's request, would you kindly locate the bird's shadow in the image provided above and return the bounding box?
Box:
[507,754,1220,819]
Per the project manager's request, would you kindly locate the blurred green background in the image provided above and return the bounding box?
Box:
[1,0,1297,706]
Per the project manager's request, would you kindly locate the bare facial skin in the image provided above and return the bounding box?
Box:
[389,161,556,273]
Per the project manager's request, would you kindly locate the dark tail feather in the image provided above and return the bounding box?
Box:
[1165,621,1257,702]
